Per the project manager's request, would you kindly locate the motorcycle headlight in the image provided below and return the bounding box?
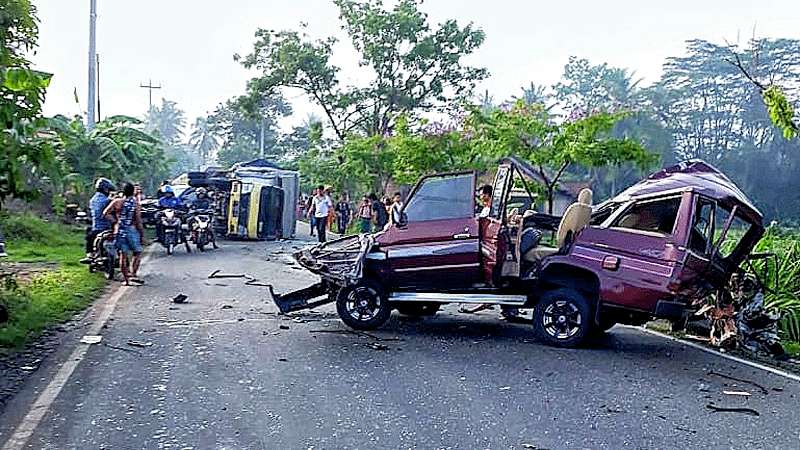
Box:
[165,210,175,219]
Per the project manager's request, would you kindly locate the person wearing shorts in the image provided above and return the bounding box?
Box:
[104,182,145,285]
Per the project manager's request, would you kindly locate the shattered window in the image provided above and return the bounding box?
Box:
[612,197,681,235]
[713,207,753,259]
[404,173,474,222]
[689,199,714,255]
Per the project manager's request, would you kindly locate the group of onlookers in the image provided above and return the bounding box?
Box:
[299,187,404,243]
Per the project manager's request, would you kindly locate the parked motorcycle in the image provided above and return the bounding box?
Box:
[188,209,218,252]
[86,229,118,280]
[158,208,191,255]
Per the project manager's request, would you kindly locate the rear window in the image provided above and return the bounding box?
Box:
[612,197,681,235]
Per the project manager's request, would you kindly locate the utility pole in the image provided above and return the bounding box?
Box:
[87,0,97,130]
[139,79,162,110]
[259,117,266,158]
[96,53,101,122]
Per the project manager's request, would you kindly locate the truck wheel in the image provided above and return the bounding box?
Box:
[336,280,391,330]
[396,303,440,317]
[533,288,593,348]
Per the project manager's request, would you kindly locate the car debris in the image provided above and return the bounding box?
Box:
[80,335,103,345]
[705,403,760,416]
[722,390,752,396]
[172,294,188,304]
[127,340,153,348]
[707,370,769,395]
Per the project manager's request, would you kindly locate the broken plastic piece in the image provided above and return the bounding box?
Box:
[80,335,103,344]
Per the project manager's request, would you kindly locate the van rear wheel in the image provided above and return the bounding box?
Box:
[533,288,593,348]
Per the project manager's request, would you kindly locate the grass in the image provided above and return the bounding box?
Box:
[0,212,106,350]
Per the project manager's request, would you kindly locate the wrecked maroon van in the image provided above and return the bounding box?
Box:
[272,159,764,347]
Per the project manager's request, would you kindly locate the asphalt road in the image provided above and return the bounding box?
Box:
[1,226,799,450]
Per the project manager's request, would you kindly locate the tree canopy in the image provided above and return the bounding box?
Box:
[238,0,487,140]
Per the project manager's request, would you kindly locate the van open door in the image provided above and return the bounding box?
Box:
[480,163,513,285]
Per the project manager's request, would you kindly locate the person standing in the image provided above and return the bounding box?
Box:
[370,194,388,232]
[306,189,317,237]
[357,196,373,233]
[312,185,333,243]
[389,192,404,225]
[104,182,145,285]
[335,194,352,235]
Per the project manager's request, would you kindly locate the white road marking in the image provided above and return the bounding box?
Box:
[2,249,154,450]
[630,325,800,383]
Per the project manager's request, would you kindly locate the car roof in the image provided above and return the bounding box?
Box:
[611,160,762,225]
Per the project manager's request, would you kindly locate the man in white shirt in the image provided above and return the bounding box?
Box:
[312,184,333,242]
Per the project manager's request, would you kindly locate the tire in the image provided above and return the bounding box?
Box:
[336,280,391,330]
[197,242,205,252]
[167,244,173,256]
[533,288,593,348]
[396,303,440,317]
[104,255,115,281]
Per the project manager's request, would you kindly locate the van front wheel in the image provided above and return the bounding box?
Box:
[336,280,391,330]
[533,288,593,348]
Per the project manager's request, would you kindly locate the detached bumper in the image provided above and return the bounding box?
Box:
[270,282,334,314]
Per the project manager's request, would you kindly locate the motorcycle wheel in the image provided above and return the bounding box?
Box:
[104,255,115,280]
[167,243,174,255]
[197,242,205,252]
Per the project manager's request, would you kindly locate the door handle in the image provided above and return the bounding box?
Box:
[453,233,470,239]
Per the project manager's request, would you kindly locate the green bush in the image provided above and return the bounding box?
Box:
[751,226,800,342]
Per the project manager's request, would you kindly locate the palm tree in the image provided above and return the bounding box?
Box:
[189,117,220,166]
[144,99,186,146]
[514,83,551,106]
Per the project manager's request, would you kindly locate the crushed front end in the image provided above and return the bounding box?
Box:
[271,234,374,313]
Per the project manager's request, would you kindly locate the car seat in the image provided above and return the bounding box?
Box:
[524,188,593,262]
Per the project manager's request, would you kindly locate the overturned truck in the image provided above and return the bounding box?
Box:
[273,159,769,348]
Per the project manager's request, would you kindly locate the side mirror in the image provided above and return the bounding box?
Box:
[397,212,408,229]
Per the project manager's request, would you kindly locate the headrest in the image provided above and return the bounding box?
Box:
[578,188,593,205]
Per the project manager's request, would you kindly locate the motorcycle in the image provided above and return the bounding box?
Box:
[158,208,191,255]
[188,209,218,252]
[77,211,118,280]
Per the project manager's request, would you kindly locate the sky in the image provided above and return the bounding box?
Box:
[32,0,800,132]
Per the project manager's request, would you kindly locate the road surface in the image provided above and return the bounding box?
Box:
[1,226,799,449]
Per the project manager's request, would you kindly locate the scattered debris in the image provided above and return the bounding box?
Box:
[674,425,697,434]
[172,294,188,304]
[499,386,511,391]
[80,335,103,345]
[279,325,290,330]
[19,366,36,371]
[368,343,389,351]
[459,304,494,314]
[221,304,234,310]
[208,270,248,279]
[520,444,548,449]
[127,340,153,348]
[706,403,760,416]
[308,329,403,341]
[278,358,288,362]
[103,343,142,355]
[723,390,752,397]
[605,406,624,414]
[707,370,769,395]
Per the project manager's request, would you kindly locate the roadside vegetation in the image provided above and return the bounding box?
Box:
[755,226,800,345]
[0,213,105,349]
